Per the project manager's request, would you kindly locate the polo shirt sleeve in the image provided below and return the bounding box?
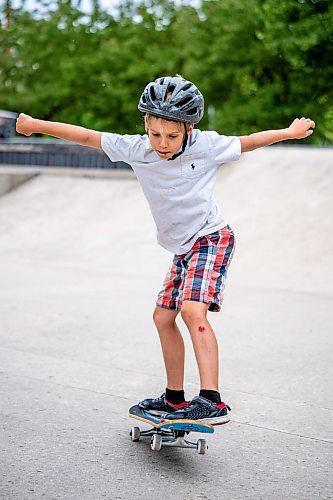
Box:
[205,131,241,165]
[101,132,142,163]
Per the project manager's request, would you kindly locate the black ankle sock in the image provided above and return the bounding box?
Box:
[165,388,185,405]
[199,390,221,405]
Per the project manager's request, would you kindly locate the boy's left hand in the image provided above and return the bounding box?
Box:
[288,117,315,139]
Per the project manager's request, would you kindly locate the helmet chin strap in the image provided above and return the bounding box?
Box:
[169,124,188,161]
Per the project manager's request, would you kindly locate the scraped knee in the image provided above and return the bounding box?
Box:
[180,302,207,330]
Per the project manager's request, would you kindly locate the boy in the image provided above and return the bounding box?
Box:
[16,75,315,424]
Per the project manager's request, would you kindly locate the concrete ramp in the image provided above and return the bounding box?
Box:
[0,146,332,293]
[0,170,37,196]
[220,146,333,294]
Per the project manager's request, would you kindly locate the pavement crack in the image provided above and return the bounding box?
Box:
[0,370,134,401]
[210,385,333,413]
[232,419,333,444]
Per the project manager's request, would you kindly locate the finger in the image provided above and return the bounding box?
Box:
[306,129,313,136]
[306,120,315,129]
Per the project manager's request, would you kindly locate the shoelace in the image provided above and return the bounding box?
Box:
[151,395,164,405]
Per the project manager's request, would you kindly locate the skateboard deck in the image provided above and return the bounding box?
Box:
[128,404,214,455]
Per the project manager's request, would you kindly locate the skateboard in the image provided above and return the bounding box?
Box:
[128,404,214,455]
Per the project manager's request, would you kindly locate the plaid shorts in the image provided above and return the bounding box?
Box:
[156,225,235,313]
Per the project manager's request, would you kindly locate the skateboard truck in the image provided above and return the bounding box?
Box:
[130,426,208,454]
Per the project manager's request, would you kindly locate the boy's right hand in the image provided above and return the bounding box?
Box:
[15,114,102,148]
[16,113,35,136]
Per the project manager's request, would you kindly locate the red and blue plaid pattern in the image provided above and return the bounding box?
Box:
[156,225,235,312]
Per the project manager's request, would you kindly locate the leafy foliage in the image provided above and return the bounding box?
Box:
[1,0,332,143]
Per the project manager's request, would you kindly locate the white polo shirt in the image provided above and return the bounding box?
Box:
[101,129,241,254]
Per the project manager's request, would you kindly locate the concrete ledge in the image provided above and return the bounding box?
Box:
[0,164,135,179]
[0,171,38,197]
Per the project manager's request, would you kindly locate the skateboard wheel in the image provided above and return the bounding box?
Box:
[130,426,141,442]
[150,433,162,451]
[196,439,207,455]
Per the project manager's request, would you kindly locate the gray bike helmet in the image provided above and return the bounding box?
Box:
[138,76,204,124]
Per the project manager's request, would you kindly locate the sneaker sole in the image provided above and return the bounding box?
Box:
[162,415,230,425]
[197,416,230,425]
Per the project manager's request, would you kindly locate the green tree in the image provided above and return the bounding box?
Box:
[1,0,332,144]
[193,0,333,143]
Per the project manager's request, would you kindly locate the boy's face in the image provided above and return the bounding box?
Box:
[146,116,193,159]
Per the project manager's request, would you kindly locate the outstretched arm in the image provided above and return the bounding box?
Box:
[16,113,102,149]
[240,117,315,153]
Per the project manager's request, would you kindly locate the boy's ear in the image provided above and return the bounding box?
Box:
[187,124,194,135]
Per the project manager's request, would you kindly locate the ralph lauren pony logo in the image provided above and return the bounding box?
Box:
[181,158,205,179]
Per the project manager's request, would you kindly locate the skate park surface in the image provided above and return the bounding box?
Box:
[0,146,332,500]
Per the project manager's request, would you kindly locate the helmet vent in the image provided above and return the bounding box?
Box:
[182,83,192,91]
[176,96,192,108]
[149,86,157,101]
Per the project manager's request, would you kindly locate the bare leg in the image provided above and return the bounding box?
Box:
[153,306,184,390]
[180,300,219,391]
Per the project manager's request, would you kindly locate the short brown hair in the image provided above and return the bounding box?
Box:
[144,114,192,133]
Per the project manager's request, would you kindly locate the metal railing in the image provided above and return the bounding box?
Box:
[0,138,130,169]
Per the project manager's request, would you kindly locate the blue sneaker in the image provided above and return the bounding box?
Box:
[138,393,189,417]
[162,396,231,425]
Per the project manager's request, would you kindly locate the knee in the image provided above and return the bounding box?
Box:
[153,307,163,329]
[153,306,176,331]
[180,302,207,328]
